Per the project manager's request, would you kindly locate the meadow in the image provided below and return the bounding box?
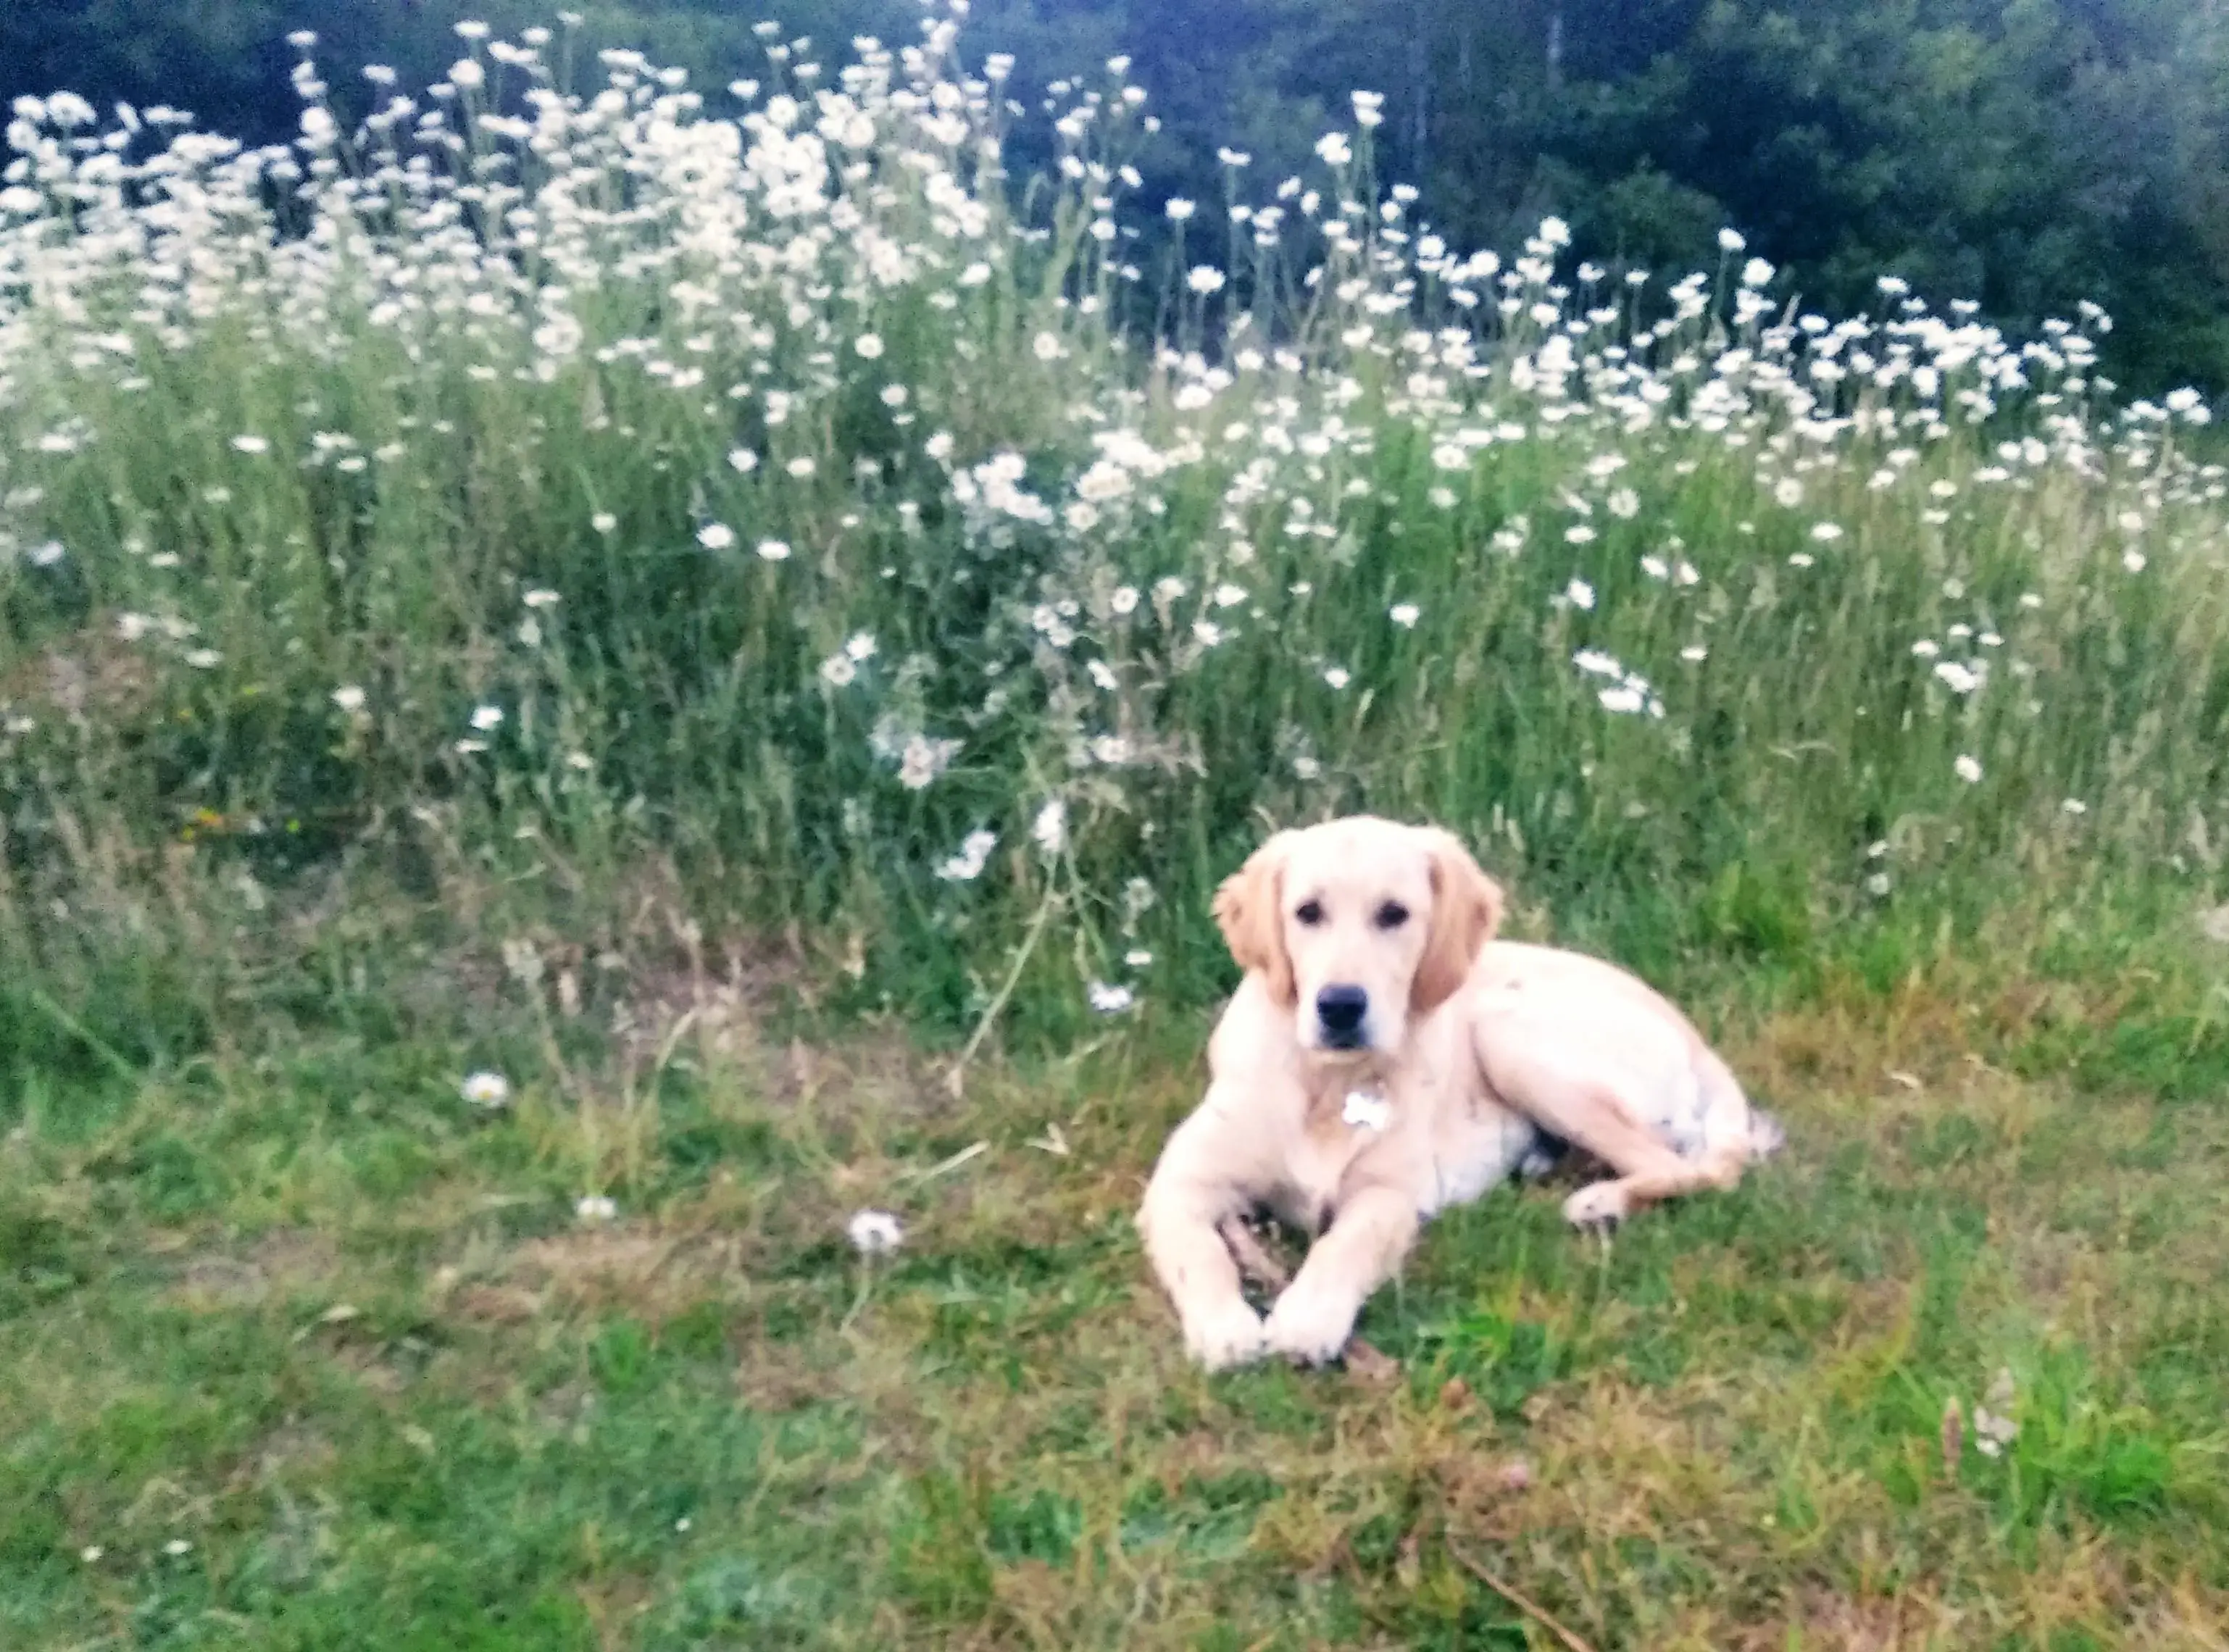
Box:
[3,9,2227,1647]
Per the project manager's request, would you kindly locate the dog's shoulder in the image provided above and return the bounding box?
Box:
[1206,972,1287,1077]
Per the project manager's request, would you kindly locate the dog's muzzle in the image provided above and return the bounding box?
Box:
[1315,983,1370,1048]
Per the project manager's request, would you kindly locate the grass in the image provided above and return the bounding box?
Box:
[4,12,2229,1647]
[5,928,2228,1650]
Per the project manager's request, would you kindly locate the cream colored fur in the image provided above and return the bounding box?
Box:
[1137,815,1780,1369]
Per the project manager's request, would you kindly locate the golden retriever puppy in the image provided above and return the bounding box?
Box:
[1137,816,1780,1369]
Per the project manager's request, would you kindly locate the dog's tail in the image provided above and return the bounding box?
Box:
[1698,1047,1784,1169]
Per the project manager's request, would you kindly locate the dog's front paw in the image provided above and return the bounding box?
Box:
[1262,1282,1359,1367]
[1562,1180,1630,1231]
[1183,1300,1268,1371]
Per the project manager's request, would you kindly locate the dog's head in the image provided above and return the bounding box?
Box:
[1212,817,1502,1057]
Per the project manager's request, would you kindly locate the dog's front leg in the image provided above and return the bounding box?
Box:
[1262,1183,1418,1365]
[1138,1142,1269,1369]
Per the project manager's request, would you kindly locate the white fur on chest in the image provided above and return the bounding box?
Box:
[1273,1106,1383,1231]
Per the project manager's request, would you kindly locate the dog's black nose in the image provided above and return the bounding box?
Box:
[1316,984,1369,1040]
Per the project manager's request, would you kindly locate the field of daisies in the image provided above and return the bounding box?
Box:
[4,7,2228,1058]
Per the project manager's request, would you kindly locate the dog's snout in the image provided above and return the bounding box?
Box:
[1315,984,1370,1042]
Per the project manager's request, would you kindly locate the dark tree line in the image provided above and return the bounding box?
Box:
[9,0,2228,389]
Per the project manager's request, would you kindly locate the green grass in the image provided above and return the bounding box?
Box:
[5,935,2228,1650]
[4,17,2229,1647]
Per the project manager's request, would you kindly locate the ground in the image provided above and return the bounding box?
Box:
[4,964,2226,1651]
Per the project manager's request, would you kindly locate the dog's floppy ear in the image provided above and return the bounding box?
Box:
[1411,827,1502,1016]
[1212,833,1296,1006]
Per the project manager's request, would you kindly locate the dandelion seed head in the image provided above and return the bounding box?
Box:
[847,1209,903,1255]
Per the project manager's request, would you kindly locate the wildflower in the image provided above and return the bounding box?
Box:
[1192,620,1225,646]
[854,333,884,359]
[1315,132,1352,167]
[757,539,793,562]
[847,1209,903,1256]
[185,648,222,669]
[1323,666,1351,689]
[1811,522,1845,542]
[897,733,960,790]
[461,1071,511,1109]
[1607,488,1639,520]
[1973,1368,2019,1458]
[697,522,736,551]
[1954,754,1983,783]
[1032,799,1067,857]
[1933,662,1981,694]
[1718,228,1746,253]
[575,1195,616,1223]
[1565,579,1596,610]
[230,435,270,455]
[1110,585,1141,616]
[1641,554,1670,580]
[2122,549,2146,573]
[819,654,857,687]
[1186,266,1225,296]
[1388,602,1420,628]
[470,704,504,732]
[1599,685,1646,714]
[1125,949,1154,968]
[2062,798,2088,815]
[30,541,65,567]
[1912,639,1941,659]
[1088,981,1136,1014]
[1165,198,1196,222]
[1680,645,1709,662]
[592,512,618,535]
[332,685,367,714]
[936,829,999,881]
[727,447,759,473]
[1788,552,1815,569]
[80,1546,102,1564]
[786,456,817,478]
[1033,332,1064,362]
[1742,257,1775,287]
[1866,872,1891,897]
[164,1540,193,1558]
[1565,524,1596,544]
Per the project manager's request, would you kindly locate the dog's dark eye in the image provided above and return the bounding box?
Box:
[1374,901,1410,930]
[1294,900,1325,927]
